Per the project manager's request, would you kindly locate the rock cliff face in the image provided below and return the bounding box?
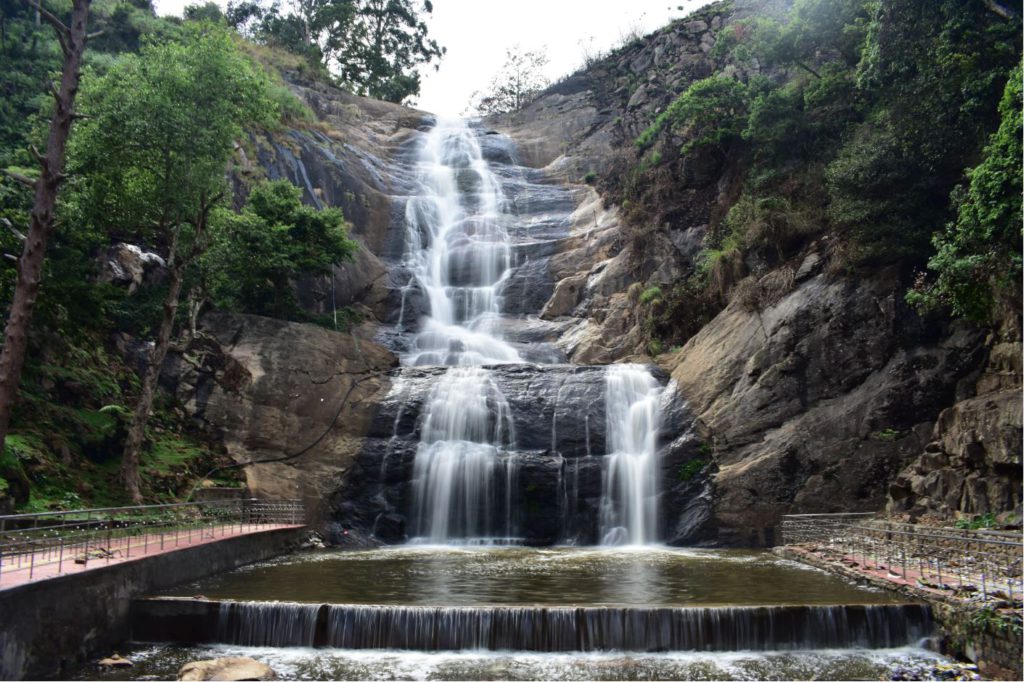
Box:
[479,0,1020,543]
[164,312,396,502]
[887,307,1023,523]
[166,0,1019,544]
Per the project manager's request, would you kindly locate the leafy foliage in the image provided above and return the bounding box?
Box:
[828,0,1019,261]
[628,0,1020,357]
[71,23,277,245]
[908,62,1023,320]
[636,75,749,154]
[226,0,445,103]
[678,459,706,482]
[202,180,357,319]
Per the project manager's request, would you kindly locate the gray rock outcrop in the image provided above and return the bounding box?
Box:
[164,312,397,501]
[887,308,1023,523]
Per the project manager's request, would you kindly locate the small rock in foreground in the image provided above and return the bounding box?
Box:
[178,656,277,681]
[97,654,133,668]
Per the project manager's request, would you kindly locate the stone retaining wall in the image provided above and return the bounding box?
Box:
[0,526,306,680]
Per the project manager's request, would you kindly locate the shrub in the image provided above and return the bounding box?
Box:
[639,286,663,304]
[678,459,706,482]
[636,76,749,154]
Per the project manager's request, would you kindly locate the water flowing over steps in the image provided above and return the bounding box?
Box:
[132,598,932,652]
[335,363,695,545]
[325,117,705,546]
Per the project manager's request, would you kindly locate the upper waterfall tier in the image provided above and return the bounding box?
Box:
[401,118,521,367]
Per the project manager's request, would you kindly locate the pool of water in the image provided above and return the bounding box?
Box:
[162,546,906,607]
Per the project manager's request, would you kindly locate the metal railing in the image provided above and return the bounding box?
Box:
[780,513,1023,604]
[0,498,304,585]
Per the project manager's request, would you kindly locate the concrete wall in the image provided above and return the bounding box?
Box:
[0,526,306,680]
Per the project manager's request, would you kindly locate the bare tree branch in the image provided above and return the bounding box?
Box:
[1,170,36,189]
[27,0,71,53]
[983,0,1017,20]
[1,218,27,242]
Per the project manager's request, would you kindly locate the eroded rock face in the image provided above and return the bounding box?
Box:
[667,271,986,545]
[164,312,397,501]
[888,310,1023,523]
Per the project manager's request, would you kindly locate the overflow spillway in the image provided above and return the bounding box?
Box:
[132,598,933,653]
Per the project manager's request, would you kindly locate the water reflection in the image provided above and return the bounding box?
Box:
[165,547,906,608]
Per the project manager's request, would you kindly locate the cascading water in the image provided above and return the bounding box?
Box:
[403,118,521,542]
[600,365,664,545]
[402,118,520,367]
[393,117,671,545]
[410,368,517,541]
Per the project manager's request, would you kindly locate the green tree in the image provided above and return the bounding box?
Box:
[326,0,444,103]
[0,0,93,472]
[245,0,444,103]
[910,62,1023,320]
[469,45,549,115]
[828,0,1019,260]
[199,180,357,320]
[71,24,276,502]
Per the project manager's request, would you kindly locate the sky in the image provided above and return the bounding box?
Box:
[153,0,712,115]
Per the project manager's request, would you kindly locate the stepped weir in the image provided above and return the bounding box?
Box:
[134,598,933,652]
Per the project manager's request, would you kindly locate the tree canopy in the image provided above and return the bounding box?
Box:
[72,23,277,243]
[201,180,357,320]
[225,0,445,103]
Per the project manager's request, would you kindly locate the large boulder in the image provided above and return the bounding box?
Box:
[178,657,276,681]
[97,243,165,293]
[164,312,397,502]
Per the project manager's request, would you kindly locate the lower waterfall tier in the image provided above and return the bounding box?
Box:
[331,364,705,545]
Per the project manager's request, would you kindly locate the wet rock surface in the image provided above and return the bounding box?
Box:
[331,363,698,545]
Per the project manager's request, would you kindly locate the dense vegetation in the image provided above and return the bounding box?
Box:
[218,0,444,103]
[622,0,1021,348]
[0,0,359,510]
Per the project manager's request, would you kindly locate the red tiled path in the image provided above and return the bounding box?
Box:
[0,523,303,590]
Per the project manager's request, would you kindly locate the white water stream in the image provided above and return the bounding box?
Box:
[403,119,664,545]
[600,365,664,545]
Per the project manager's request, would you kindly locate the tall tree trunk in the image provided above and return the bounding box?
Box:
[120,231,183,503]
[0,0,91,458]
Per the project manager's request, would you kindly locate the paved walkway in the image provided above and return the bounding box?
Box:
[777,544,1020,606]
[0,523,303,590]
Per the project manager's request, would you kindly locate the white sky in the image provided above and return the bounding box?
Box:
[153,0,712,115]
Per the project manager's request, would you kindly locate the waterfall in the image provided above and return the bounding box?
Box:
[139,599,933,653]
[600,365,664,545]
[411,368,517,541]
[405,118,521,542]
[402,118,520,367]
[397,119,671,545]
